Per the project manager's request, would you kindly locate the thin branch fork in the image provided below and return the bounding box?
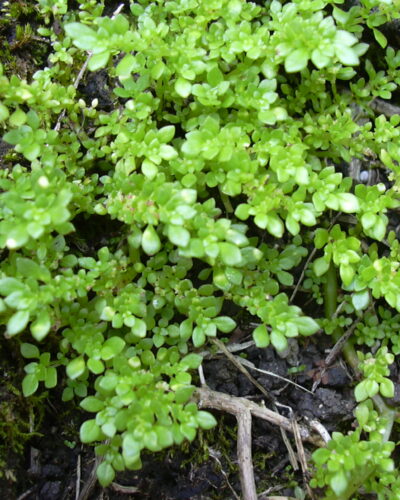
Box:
[195,386,324,500]
[194,387,324,448]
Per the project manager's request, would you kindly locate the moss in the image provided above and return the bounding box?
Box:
[0,341,45,487]
[0,0,50,78]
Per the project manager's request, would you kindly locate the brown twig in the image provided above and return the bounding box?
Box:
[78,455,103,500]
[110,482,139,494]
[237,408,257,500]
[75,453,81,500]
[194,387,324,447]
[212,339,299,470]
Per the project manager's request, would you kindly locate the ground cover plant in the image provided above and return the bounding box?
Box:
[1,0,400,498]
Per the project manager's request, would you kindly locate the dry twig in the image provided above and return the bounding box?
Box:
[75,453,81,500]
[212,339,299,470]
[194,387,324,447]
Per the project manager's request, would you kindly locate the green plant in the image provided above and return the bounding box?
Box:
[1,0,400,495]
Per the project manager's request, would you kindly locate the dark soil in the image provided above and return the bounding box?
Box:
[1,328,372,500]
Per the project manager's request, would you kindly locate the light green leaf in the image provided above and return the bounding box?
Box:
[365,379,379,398]
[167,225,190,247]
[64,23,99,51]
[313,257,330,277]
[340,264,354,286]
[132,318,146,338]
[88,51,110,71]
[314,229,329,249]
[295,316,320,336]
[66,357,85,380]
[196,411,217,429]
[266,214,284,238]
[213,316,236,333]
[30,311,51,341]
[87,358,105,374]
[175,78,192,98]
[22,374,39,397]
[180,353,202,369]
[0,103,9,121]
[80,419,102,443]
[207,66,224,87]
[367,217,386,241]
[355,403,369,426]
[141,225,161,255]
[337,193,359,213]
[122,434,141,466]
[21,343,40,359]
[330,471,348,496]
[45,367,57,388]
[219,242,242,266]
[192,326,205,347]
[9,108,27,127]
[335,45,359,66]
[352,290,369,311]
[380,378,394,398]
[311,48,331,69]
[361,212,377,230]
[7,310,30,336]
[271,330,288,353]
[101,336,125,360]
[285,48,309,73]
[97,462,115,487]
[80,396,104,413]
[0,277,25,295]
[253,324,270,348]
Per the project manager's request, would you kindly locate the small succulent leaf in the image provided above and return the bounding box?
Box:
[21,343,40,359]
[7,310,30,336]
[96,462,115,487]
[253,325,270,348]
[380,378,394,398]
[213,316,236,333]
[196,411,217,429]
[66,357,86,380]
[80,419,102,443]
[22,374,39,397]
[330,471,348,496]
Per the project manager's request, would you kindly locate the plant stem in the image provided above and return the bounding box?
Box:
[323,262,396,442]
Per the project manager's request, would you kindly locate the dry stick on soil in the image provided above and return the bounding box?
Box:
[237,408,257,500]
[194,387,323,447]
[291,414,315,500]
[194,387,323,500]
[78,455,104,500]
[75,453,82,500]
[212,339,299,471]
[110,482,139,494]
[16,487,37,500]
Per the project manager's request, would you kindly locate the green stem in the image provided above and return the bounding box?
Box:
[218,187,234,214]
[324,262,359,369]
[323,262,395,441]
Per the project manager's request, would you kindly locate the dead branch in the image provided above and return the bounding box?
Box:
[194,386,324,447]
